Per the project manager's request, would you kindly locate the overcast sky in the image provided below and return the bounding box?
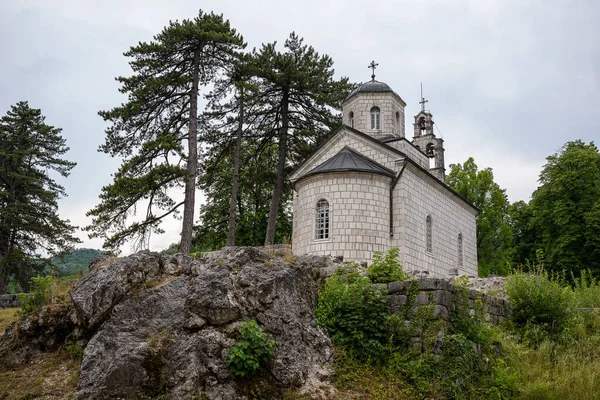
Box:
[1,0,599,253]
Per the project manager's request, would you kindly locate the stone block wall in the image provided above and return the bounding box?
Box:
[0,294,25,309]
[343,91,406,139]
[293,172,392,264]
[384,278,511,324]
[396,164,478,277]
[314,266,510,325]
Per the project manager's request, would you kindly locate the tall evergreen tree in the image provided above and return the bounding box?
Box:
[447,157,513,276]
[252,33,353,245]
[0,102,79,292]
[200,56,260,246]
[86,11,245,253]
[529,140,600,276]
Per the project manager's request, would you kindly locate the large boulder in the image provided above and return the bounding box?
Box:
[72,247,332,399]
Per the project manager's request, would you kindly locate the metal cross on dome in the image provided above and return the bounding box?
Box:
[368,60,379,81]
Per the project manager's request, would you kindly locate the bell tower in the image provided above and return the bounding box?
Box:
[411,87,445,182]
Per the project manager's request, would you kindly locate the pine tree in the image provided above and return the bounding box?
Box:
[86,10,245,253]
[252,33,352,245]
[0,101,79,292]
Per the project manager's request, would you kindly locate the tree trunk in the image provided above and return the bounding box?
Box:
[227,87,244,246]
[180,49,201,254]
[265,89,289,246]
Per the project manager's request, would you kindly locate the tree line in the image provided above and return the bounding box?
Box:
[1,9,599,292]
[446,140,600,277]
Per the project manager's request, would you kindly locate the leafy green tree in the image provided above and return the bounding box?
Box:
[86,10,245,254]
[447,157,512,276]
[252,33,353,245]
[529,140,600,276]
[0,102,79,292]
[508,200,538,267]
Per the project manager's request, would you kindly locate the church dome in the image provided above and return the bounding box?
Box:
[344,80,393,102]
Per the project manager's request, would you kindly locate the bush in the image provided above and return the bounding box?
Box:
[367,248,406,283]
[505,272,574,341]
[316,266,389,362]
[227,320,275,378]
[18,275,56,317]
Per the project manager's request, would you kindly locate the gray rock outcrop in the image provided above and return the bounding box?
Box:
[70,248,332,399]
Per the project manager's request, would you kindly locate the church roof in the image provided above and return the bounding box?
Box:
[344,80,394,102]
[296,146,395,182]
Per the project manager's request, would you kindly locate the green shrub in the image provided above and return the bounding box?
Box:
[17,275,56,317]
[66,341,84,360]
[506,272,574,341]
[316,266,389,362]
[571,269,600,308]
[367,248,406,283]
[227,320,275,378]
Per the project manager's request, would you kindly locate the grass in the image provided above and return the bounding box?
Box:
[0,308,20,335]
[0,349,80,399]
[513,335,600,399]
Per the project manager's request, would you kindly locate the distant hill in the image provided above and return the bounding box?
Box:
[51,248,106,276]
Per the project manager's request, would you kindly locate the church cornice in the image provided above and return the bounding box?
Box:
[289,124,479,214]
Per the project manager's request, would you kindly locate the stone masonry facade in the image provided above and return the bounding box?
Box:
[290,77,478,277]
[343,91,406,139]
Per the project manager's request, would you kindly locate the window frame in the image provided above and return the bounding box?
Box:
[370,106,381,130]
[315,199,331,240]
[425,215,433,253]
[457,233,463,267]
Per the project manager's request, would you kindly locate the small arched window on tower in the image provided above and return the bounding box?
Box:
[395,111,400,135]
[315,199,330,239]
[349,111,354,128]
[426,215,433,253]
[370,106,380,130]
[457,233,463,267]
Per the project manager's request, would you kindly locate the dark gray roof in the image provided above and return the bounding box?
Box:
[297,146,395,181]
[344,80,393,102]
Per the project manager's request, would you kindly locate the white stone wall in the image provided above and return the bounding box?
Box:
[292,172,392,263]
[343,92,406,139]
[396,164,478,276]
[290,129,402,181]
[384,139,429,170]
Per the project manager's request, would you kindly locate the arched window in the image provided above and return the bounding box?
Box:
[457,233,463,267]
[349,111,354,128]
[370,106,380,130]
[315,199,330,239]
[395,111,400,135]
[426,215,432,253]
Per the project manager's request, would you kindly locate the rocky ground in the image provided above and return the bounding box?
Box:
[0,247,334,400]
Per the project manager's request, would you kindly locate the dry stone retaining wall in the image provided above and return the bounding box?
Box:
[0,294,25,309]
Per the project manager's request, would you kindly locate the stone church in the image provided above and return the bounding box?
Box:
[289,66,478,277]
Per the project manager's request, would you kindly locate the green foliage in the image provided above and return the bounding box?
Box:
[451,278,492,345]
[17,275,56,317]
[0,101,80,293]
[506,271,575,342]
[227,320,275,378]
[366,248,406,283]
[65,341,84,361]
[86,10,245,252]
[50,248,105,277]
[527,140,600,277]
[316,266,389,362]
[446,157,512,276]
